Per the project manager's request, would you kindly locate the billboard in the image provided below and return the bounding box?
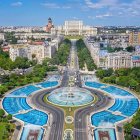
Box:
[132,55,140,62]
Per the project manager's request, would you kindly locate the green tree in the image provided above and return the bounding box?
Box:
[0,109,5,118]
[6,114,12,121]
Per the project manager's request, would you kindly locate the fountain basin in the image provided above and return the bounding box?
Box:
[47,87,94,107]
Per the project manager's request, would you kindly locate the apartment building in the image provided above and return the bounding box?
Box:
[0,33,5,40]
[9,40,59,63]
[129,31,140,46]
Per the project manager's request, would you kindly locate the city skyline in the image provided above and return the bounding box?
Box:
[0,0,140,26]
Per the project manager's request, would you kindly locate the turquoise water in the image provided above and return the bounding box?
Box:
[21,125,44,140]
[2,78,60,140]
[15,110,48,126]
[94,128,116,140]
[36,81,58,88]
[91,111,125,127]
[85,81,139,124]
[47,87,94,107]
[85,82,105,89]
[3,97,31,114]
[109,98,139,116]
[9,85,40,97]
[101,86,131,96]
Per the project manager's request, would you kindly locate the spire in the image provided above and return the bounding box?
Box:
[48,17,52,23]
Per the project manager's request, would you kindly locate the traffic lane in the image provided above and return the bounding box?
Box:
[31,90,64,140]
[74,88,111,140]
[38,93,64,140]
[32,92,64,140]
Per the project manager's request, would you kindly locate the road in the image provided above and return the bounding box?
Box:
[31,39,110,140]
[30,39,80,140]
[30,40,79,140]
[61,39,80,87]
[31,89,64,140]
[74,88,111,140]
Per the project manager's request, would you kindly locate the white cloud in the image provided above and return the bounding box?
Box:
[41,3,71,9]
[96,13,113,18]
[41,3,60,9]
[11,1,23,7]
[85,0,140,18]
[85,0,117,9]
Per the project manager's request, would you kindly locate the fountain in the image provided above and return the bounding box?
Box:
[47,87,94,107]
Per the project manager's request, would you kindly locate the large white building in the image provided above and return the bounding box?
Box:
[0,33,5,40]
[106,51,140,69]
[54,20,97,36]
[14,32,53,40]
[9,38,62,63]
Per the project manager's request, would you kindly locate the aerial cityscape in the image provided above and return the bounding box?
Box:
[0,1,140,140]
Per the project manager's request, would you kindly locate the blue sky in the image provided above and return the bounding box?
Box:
[0,0,140,26]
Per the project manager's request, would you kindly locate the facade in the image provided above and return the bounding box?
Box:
[55,20,97,36]
[64,20,83,35]
[3,27,32,33]
[106,51,132,69]
[14,33,53,40]
[129,32,140,46]
[0,33,5,40]
[9,39,61,63]
[84,38,108,68]
[2,26,43,33]
[106,51,140,69]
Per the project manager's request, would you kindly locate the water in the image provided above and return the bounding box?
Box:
[15,110,48,126]
[101,86,132,96]
[3,97,31,114]
[36,81,58,88]
[8,85,41,97]
[108,98,139,116]
[47,87,94,107]
[2,76,60,140]
[85,81,139,125]
[91,111,125,127]
[85,82,105,89]
[94,128,116,140]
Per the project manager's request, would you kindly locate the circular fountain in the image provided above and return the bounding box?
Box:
[47,87,94,107]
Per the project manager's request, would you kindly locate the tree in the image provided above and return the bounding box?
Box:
[126,46,135,52]
[76,39,96,70]
[32,54,36,59]
[129,79,138,89]
[51,39,71,66]
[14,57,30,69]
[6,114,12,120]
[0,109,5,118]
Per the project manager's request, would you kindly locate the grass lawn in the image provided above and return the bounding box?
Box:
[0,122,15,140]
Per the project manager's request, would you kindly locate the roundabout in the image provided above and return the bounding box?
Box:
[47,87,94,107]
